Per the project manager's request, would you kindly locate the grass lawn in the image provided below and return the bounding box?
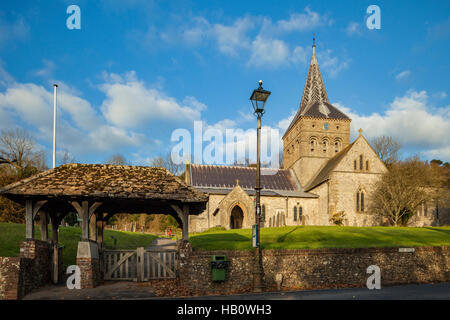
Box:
[0,222,157,267]
[190,225,450,251]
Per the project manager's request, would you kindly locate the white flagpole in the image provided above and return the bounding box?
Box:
[53,84,58,168]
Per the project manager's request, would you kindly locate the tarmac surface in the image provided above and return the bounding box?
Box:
[24,282,450,300]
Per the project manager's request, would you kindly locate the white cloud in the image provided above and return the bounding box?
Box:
[422,146,450,161]
[432,91,447,99]
[179,8,335,69]
[34,60,55,78]
[395,70,411,81]
[290,46,309,65]
[182,17,211,44]
[248,36,290,67]
[0,16,29,48]
[334,90,450,161]
[211,17,254,55]
[276,7,327,32]
[100,71,205,128]
[345,22,362,36]
[318,49,350,77]
[0,70,172,160]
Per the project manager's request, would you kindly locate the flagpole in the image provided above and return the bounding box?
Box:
[53,84,58,168]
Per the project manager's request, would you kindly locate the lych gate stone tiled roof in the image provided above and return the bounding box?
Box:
[0,164,208,203]
[189,164,318,198]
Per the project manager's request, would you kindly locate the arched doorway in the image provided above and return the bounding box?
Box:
[230,205,244,229]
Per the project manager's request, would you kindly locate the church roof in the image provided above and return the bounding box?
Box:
[189,164,317,198]
[305,140,355,191]
[283,39,350,138]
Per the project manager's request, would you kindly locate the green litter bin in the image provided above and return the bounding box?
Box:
[210,255,229,281]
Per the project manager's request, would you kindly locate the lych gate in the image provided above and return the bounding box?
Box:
[0,163,208,290]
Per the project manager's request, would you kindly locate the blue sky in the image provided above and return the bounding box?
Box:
[0,0,449,166]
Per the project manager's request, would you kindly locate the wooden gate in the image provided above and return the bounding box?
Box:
[103,247,177,281]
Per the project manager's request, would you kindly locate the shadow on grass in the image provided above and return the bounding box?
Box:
[423,227,450,237]
[276,227,299,243]
[190,232,251,250]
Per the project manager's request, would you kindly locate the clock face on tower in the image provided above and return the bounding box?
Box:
[324,123,329,130]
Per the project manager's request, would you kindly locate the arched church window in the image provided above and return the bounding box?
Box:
[366,160,369,171]
[298,206,303,223]
[359,155,363,170]
[356,192,359,212]
[322,139,328,154]
[361,192,364,212]
[293,206,297,221]
[334,139,341,153]
[356,189,365,212]
[261,204,266,222]
[310,137,317,153]
[354,160,357,170]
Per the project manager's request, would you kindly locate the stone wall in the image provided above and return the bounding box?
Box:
[155,246,450,297]
[261,246,449,291]
[0,257,20,300]
[18,240,52,299]
[76,241,102,289]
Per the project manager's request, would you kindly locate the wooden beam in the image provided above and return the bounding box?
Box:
[32,200,47,220]
[25,199,34,239]
[70,200,90,240]
[170,204,189,241]
[97,215,105,245]
[182,204,189,241]
[50,213,59,244]
[89,202,103,219]
[40,211,48,241]
[89,211,97,241]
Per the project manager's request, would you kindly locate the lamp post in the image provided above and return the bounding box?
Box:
[249,80,271,292]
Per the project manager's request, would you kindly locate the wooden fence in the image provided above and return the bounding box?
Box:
[103,248,177,281]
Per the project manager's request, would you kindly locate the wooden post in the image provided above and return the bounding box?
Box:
[137,247,145,282]
[71,201,102,241]
[97,215,105,245]
[50,213,60,284]
[89,212,97,241]
[81,201,89,240]
[40,211,48,241]
[25,199,34,240]
[182,204,189,241]
[170,204,189,242]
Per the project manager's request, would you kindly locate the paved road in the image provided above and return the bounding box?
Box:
[155,282,450,300]
[147,237,177,251]
[25,282,450,300]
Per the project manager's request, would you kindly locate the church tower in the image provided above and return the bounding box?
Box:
[283,36,352,187]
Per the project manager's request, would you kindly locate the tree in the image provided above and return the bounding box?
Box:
[0,129,48,223]
[0,128,47,178]
[60,150,76,165]
[371,136,401,167]
[151,153,184,176]
[370,156,446,226]
[106,153,128,165]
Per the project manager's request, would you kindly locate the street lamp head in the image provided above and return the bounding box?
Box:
[250,80,271,116]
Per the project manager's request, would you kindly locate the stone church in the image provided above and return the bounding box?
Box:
[185,41,442,232]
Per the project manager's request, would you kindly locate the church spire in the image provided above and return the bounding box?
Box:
[282,34,350,139]
[298,34,329,115]
[312,33,316,56]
